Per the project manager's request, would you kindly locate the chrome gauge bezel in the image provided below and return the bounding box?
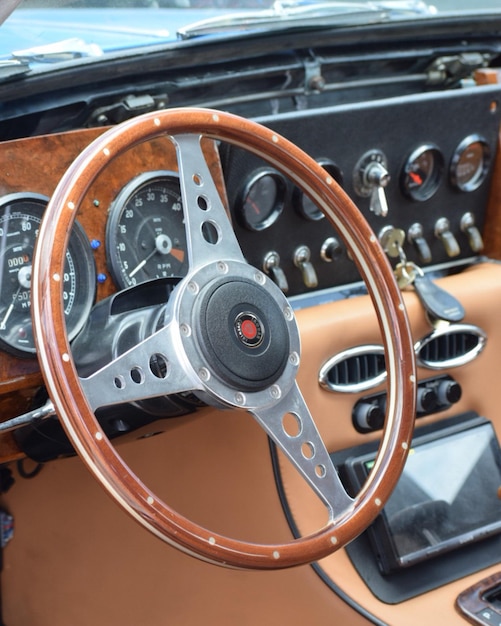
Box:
[0,192,96,357]
[106,170,188,289]
[450,134,491,192]
[236,168,287,232]
[294,158,343,221]
[400,143,444,202]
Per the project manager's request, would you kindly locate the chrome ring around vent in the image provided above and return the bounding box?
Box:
[319,323,487,394]
[319,344,387,394]
[414,323,487,370]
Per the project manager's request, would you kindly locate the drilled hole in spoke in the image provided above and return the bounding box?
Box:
[114,376,125,390]
[201,221,219,245]
[130,367,144,384]
[301,441,315,460]
[193,173,203,186]
[149,354,169,379]
[197,195,209,211]
[315,464,327,478]
[282,412,302,438]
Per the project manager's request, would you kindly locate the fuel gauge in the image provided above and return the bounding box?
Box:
[401,144,444,201]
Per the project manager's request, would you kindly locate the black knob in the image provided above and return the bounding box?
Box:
[437,379,462,405]
[353,402,385,432]
[417,386,438,413]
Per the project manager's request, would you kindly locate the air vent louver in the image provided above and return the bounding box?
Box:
[415,323,486,369]
[319,345,386,393]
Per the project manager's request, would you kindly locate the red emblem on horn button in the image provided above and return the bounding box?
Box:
[234,312,264,348]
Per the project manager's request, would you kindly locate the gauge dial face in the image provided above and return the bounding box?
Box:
[106,171,188,289]
[450,135,490,192]
[294,159,343,221]
[0,193,96,357]
[237,169,287,231]
[401,144,444,201]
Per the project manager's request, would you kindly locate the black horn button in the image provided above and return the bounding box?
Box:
[195,278,290,391]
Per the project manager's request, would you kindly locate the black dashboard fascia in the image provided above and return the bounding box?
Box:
[222,85,501,296]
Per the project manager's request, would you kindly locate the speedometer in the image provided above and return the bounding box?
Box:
[106,171,188,288]
[0,192,96,357]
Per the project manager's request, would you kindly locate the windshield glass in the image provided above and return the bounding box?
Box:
[1,0,500,65]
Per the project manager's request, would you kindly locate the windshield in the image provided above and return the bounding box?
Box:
[1,0,500,66]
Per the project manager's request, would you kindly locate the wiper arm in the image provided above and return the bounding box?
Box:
[177,0,435,40]
[0,59,30,80]
[12,38,103,64]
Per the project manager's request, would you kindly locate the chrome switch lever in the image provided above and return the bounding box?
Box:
[435,217,460,257]
[263,251,289,293]
[460,212,484,253]
[408,222,432,264]
[293,245,318,289]
[366,161,390,217]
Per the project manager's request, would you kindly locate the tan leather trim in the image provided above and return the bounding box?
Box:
[280,260,501,625]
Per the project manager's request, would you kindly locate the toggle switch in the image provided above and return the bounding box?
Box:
[435,217,460,257]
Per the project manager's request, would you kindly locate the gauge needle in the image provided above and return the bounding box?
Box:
[128,233,183,279]
[0,285,22,331]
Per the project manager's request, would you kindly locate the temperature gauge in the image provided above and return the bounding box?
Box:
[401,144,444,201]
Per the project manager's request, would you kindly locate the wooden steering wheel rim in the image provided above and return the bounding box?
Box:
[32,107,416,569]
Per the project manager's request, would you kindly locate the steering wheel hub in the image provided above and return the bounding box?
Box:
[194,274,290,392]
[175,259,299,407]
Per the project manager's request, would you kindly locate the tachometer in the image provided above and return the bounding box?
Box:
[0,192,96,357]
[106,171,188,288]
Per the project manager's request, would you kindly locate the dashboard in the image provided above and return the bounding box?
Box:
[1,18,501,626]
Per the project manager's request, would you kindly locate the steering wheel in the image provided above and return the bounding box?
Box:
[32,108,416,569]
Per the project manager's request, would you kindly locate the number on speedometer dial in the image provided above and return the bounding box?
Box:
[106,171,188,288]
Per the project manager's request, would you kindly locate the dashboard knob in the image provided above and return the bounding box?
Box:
[460,212,484,253]
[434,217,460,257]
[263,251,289,293]
[293,245,318,288]
[436,379,462,405]
[353,402,385,433]
[416,385,438,413]
[320,237,342,262]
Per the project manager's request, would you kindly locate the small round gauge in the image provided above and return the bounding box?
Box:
[237,169,287,231]
[401,144,444,201]
[0,192,96,357]
[106,171,189,289]
[450,134,490,192]
[294,159,343,221]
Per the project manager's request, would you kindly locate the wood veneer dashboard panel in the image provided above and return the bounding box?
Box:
[0,128,223,459]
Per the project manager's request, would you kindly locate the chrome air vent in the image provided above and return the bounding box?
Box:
[415,323,486,370]
[319,345,386,393]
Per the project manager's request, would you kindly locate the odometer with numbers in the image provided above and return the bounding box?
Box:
[106,171,188,289]
[0,192,96,357]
